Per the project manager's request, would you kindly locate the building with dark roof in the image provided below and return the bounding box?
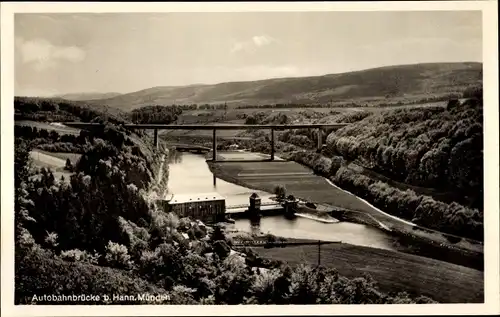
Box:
[161,192,226,224]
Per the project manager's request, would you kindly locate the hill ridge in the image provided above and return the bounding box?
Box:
[85,62,482,110]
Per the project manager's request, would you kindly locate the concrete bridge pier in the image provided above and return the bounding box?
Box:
[270,128,275,161]
[212,128,217,161]
[153,129,159,149]
[317,128,323,151]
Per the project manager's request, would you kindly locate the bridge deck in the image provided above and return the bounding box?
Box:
[225,204,284,214]
[63,122,349,130]
[174,146,211,151]
[226,202,280,209]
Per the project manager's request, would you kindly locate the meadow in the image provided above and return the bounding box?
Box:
[249,242,483,303]
[29,150,75,182]
[15,120,81,135]
[33,150,82,165]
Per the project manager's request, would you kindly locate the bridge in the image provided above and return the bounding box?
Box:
[226,201,282,214]
[227,201,279,209]
[63,122,349,161]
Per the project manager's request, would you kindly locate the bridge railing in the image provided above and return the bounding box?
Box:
[226,202,280,209]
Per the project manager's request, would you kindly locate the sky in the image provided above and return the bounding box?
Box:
[14,11,482,97]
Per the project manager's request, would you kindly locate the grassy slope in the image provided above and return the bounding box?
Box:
[15,120,82,135]
[89,62,482,110]
[34,150,82,165]
[29,150,74,182]
[249,243,483,303]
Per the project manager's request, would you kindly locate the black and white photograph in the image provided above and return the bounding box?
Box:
[1,1,499,316]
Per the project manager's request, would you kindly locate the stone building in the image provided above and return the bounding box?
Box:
[162,192,226,224]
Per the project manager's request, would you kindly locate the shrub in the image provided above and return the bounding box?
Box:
[274,185,287,201]
[15,250,168,305]
[212,240,230,259]
[104,241,133,270]
[59,249,99,265]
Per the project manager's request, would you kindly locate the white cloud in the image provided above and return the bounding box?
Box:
[15,37,86,70]
[230,35,277,54]
[230,42,248,54]
[252,35,274,47]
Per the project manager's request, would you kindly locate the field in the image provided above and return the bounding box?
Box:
[34,150,82,165]
[29,150,78,182]
[248,242,483,303]
[209,156,396,215]
[15,120,81,135]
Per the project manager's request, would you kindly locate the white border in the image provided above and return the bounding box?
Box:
[1,1,499,316]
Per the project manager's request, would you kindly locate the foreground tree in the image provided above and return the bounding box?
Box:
[274,185,287,202]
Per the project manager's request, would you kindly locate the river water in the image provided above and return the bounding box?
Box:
[167,151,398,251]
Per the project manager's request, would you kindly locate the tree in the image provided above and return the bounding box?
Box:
[65,158,73,172]
[213,240,230,259]
[245,115,258,125]
[447,99,461,111]
[210,224,226,243]
[274,185,287,202]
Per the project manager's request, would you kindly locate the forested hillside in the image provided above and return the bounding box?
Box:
[326,87,483,210]
[15,96,129,124]
[15,96,184,126]
[130,105,183,124]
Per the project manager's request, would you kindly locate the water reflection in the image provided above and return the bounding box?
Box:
[167,150,270,206]
[168,148,183,164]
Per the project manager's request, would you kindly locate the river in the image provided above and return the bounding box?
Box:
[167,150,401,251]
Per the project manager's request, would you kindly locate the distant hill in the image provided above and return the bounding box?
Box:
[57,92,122,101]
[89,62,482,111]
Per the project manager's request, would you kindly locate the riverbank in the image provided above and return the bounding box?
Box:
[294,212,339,223]
[293,204,340,223]
[207,158,483,271]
